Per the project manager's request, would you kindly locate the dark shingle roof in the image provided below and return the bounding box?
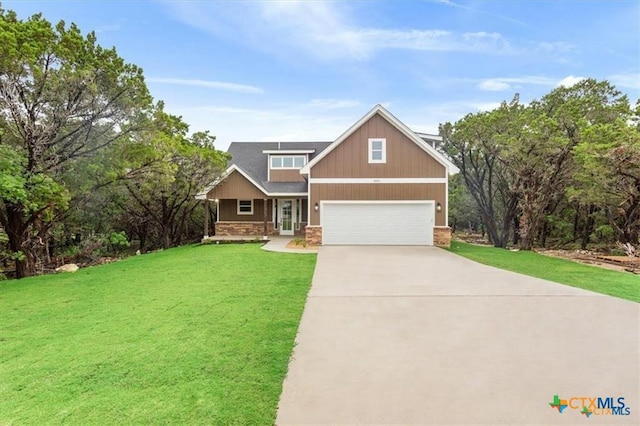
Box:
[262,181,308,194]
[227,142,331,194]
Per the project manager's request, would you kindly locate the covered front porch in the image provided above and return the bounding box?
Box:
[203,198,308,238]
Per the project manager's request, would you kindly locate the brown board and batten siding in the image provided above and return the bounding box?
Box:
[300,199,309,222]
[309,183,446,226]
[310,113,446,179]
[206,170,265,200]
[218,199,273,222]
[269,169,306,182]
[308,112,449,227]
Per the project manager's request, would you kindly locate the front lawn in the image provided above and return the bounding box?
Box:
[0,244,316,424]
[448,241,639,303]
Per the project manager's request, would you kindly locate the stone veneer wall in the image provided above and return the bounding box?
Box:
[434,227,452,247]
[305,226,322,245]
[293,223,307,237]
[215,221,276,236]
[214,222,307,237]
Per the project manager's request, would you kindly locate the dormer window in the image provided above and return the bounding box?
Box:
[271,155,306,169]
[368,138,386,163]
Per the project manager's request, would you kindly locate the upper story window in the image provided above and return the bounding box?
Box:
[271,155,306,169]
[368,138,386,163]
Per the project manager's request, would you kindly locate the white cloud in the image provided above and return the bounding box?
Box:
[556,75,586,88]
[469,102,503,112]
[306,99,361,109]
[168,100,365,150]
[163,97,516,152]
[164,1,514,62]
[95,21,123,34]
[477,76,556,91]
[536,41,574,53]
[478,80,511,91]
[609,73,640,90]
[429,0,532,28]
[147,78,264,94]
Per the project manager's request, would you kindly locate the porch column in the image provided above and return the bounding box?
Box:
[203,199,210,238]
[263,198,268,238]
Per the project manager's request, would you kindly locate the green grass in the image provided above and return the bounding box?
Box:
[448,241,639,303]
[0,244,316,424]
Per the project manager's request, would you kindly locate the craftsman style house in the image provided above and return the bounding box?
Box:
[196,105,459,246]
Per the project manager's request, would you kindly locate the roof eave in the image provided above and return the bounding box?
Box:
[195,164,269,200]
[301,104,458,175]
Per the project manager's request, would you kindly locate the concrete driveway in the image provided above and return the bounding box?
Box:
[277,246,639,425]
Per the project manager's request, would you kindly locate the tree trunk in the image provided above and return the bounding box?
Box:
[518,196,535,250]
[540,219,549,248]
[138,228,147,253]
[581,204,596,250]
[572,208,580,240]
[5,204,36,278]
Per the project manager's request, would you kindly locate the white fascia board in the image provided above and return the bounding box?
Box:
[262,149,316,154]
[195,165,235,200]
[375,107,460,175]
[307,174,311,225]
[309,178,447,184]
[445,178,449,227]
[300,105,382,174]
[321,200,435,205]
[268,193,308,197]
[300,104,460,175]
[195,164,269,200]
[416,132,443,141]
[232,166,269,196]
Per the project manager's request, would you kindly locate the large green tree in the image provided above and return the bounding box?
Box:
[440,97,522,248]
[443,79,636,250]
[107,105,229,251]
[0,9,151,277]
[501,80,630,249]
[572,111,640,244]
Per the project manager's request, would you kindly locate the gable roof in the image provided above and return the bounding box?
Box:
[300,104,459,175]
[196,141,331,199]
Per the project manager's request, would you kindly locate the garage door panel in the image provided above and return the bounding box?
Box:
[322,202,433,245]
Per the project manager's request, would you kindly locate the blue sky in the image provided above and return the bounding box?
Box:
[4,0,639,151]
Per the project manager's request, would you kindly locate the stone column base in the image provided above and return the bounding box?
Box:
[305,226,322,245]
[434,227,452,247]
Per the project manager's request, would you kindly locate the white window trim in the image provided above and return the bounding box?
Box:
[368,138,386,164]
[270,155,307,170]
[237,199,254,215]
[308,177,447,184]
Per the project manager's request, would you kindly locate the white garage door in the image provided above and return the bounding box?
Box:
[322,201,434,245]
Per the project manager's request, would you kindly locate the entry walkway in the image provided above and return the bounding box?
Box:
[276,246,639,425]
[262,237,318,254]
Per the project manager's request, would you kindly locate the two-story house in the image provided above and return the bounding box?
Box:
[196,104,459,246]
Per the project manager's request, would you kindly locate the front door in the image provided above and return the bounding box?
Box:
[279,199,294,236]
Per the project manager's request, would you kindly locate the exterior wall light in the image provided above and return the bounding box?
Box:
[314,202,319,212]
[436,202,442,212]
